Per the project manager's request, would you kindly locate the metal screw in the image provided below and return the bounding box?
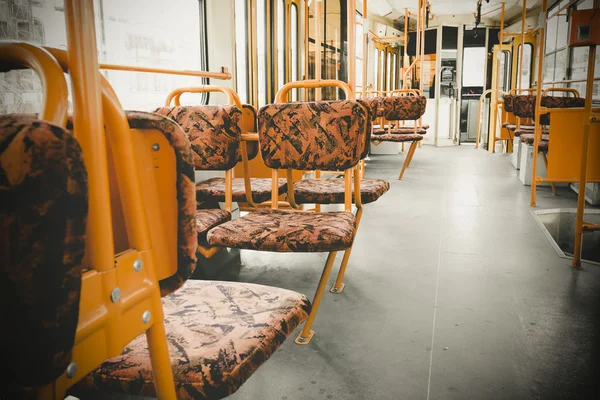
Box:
[110,287,121,303]
[142,311,152,324]
[133,258,143,272]
[66,362,77,378]
[297,337,307,343]
[152,143,160,151]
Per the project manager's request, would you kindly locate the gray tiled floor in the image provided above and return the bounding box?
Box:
[87,146,600,400]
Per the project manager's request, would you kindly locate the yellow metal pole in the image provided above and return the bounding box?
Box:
[304,0,309,99]
[347,0,356,98]
[530,0,546,207]
[315,0,323,100]
[362,0,368,98]
[420,0,425,93]
[518,0,527,90]
[572,35,597,268]
[488,3,505,152]
[64,0,115,271]
[99,63,231,80]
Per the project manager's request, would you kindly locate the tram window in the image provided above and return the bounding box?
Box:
[235,0,249,104]
[257,0,267,106]
[516,44,533,89]
[386,52,392,91]
[356,12,363,91]
[291,3,299,100]
[277,0,285,92]
[498,51,512,93]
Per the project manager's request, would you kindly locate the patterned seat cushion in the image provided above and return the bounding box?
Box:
[207,208,356,252]
[504,124,535,132]
[520,133,550,145]
[73,280,311,400]
[1,116,87,391]
[196,209,231,243]
[381,96,427,121]
[293,178,390,204]
[515,127,549,137]
[373,126,427,135]
[371,133,424,142]
[196,177,288,204]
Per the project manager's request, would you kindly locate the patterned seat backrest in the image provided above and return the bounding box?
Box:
[514,95,585,124]
[512,95,536,119]
[0,116,88,391]
[362,97,381,120]
[154,105,242,171]
[126,112,198,296]
[258,100,368,171]
[381,95,427,121]
[503,94,515,113]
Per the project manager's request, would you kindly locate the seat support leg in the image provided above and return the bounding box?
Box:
[296,251,338,345]
[146,321,177,399]
[331,207,364,294]
[398,141,418,180]
[540,152,557,196]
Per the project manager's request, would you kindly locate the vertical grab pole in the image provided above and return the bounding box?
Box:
[572,1,598,267]
[304,0,310,100]
[347,0,356,99]
[530,0,547,208]
[518,0,527,91]
[63,0,115,271]
[315,0,323,100]
[403,8,409,89]
[415,0,420,91]
[488,3,506,152]
[362,0,368,98]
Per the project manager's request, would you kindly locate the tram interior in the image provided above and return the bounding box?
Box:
[1,0,600,399]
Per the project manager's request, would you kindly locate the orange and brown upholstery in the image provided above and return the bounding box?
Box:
[240,103,260,161]
[208,208,356,252]
[371,133,424,142]
[520,133,550,145]
[515,127,549,137]
[195,208,231,242]
[74,280,310,400]
[196,177,288,204]
[381,95,427,121]
[154,105,242,170]
[373,126,427,135]
[0,116,87,395]
[257,100,367,171]
[293,178,390,204]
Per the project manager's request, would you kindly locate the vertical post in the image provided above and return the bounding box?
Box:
[362,0,368,98]
[64,0,115,271]
[518,0,527,90]
[573,37,597,268]
[487,3,505,152]
[415,0,421,91]
[530,0,547,208]
[304,0,309,99]
[420,1,425,93]
[315,0,322,100]
[347,0,356,99]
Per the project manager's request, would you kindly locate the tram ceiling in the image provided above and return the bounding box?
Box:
[367,0,543,24]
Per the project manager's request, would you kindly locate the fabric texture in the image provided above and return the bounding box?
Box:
[207,208,356,252]
[127,112,198,296]
[196,177,288,204]
[381,96,427,121]
[74,280,311,400]
[371,133,424,142]
[0,116,88,390]
[356,99,374,159]
[519,133,550,145]
[503,94,515,113]
[154,105,242,171]
[196,209,231,243]
[373,126,427,135]
[515,127,549,137]
[293,178,390,204]
[257,100,367,171]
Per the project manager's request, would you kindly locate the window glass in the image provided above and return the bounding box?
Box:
[545,16,558,54]
[0,0,208,114]
[544,53,556,83]
[517,44,533,89]
[235,0,248,103]
[554,48,568,82]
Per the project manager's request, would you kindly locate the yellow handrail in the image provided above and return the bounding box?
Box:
[165,86,242,109]
[542,87,581,97]
[0,42,69,127]
[100,63,232,80]
[275,79,354,102]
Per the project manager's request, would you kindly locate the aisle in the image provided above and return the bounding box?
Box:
[225,146,600,400]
